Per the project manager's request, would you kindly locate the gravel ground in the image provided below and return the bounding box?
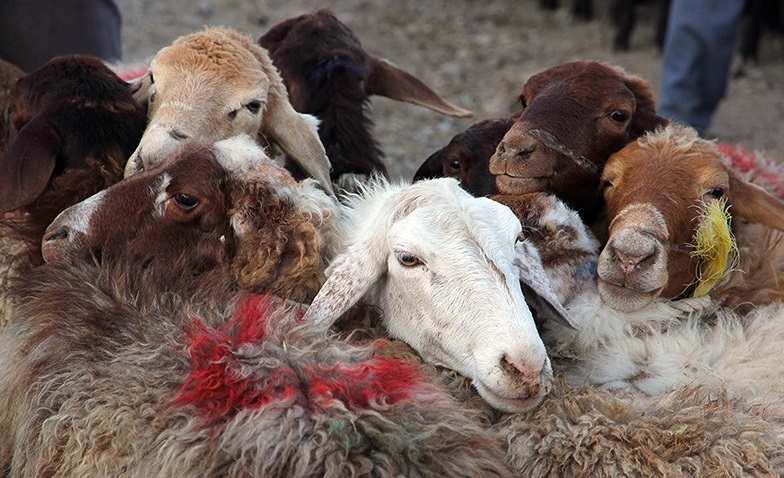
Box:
[115,0,784,181]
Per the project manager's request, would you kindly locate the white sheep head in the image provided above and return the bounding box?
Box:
[304,177,575,413]
[126,26,334,195]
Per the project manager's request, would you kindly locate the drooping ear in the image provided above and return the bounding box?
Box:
[366,58,473,118]
[514,240,580,330]
[248,43,335,195]
[624,73,669,139]
[0,114,62,212]
[727,168,784,232]
[304,187,411,326]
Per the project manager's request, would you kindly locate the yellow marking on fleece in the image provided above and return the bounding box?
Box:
[690,198,739,297]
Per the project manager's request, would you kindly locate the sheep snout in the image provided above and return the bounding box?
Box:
[500,354,551,397]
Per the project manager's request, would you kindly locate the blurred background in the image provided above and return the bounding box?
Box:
[115,0,784,180]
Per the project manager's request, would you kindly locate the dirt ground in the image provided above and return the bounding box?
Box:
[115,0,784,181]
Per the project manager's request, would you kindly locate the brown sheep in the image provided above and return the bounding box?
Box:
[0,257,514,477]
[42,135,338,304]
[259,9,472,192]
[489,60,669,224]
[0,57,25,156]
[413,117,516,197]
[598,124,784,312]
[0,54,146,331]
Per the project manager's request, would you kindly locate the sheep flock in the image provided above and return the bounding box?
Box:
[2,4,784,477]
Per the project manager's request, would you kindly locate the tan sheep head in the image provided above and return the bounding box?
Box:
[598,125,784,312]
[127,27,334,195]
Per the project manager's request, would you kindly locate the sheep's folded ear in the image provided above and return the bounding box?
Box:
[728,168,784,232]
[0,116,61,212]
[258,79,335,196]
[514,240,580,330]
[303,246,386,326]
[257,15,299,51]
[366,58,473,118]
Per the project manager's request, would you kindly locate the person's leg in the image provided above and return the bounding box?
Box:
[0,0,121,72]
[659,0,745,134]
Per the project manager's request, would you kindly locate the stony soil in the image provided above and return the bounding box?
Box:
[115,0,784,180]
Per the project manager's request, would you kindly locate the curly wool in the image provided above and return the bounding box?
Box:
[0,261,512,477]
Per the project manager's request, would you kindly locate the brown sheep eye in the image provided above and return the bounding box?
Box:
[447,159,460,171]
[395,250,420,267]
[174,193,199,210]
[520,97,527,109]
[708,188,725,199]
[610,110,628,122]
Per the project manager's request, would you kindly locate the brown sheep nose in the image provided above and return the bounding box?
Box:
[499,354,548,398]
[607,242,657,275]
[496,140,536,163]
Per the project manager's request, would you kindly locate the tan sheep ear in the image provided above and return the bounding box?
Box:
[366,58,473,118]
[514,240,580,330]
[0,116,62,212]
[728,169,784,232]
[259,89,335,195]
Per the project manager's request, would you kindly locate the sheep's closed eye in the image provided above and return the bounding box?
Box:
[174,193,199,210]
[395,250,421,267]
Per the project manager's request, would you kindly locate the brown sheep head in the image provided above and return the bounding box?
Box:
[42,135,339,303]
[598,125,784,312]
[0,55,145,216]
[259,8,472,182]
[413,117,516,197]
[489,61,668,223]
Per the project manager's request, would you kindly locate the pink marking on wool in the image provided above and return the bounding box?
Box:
[171,294,424,424]
[719,142,784,199]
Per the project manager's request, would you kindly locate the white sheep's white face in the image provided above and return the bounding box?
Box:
[376,195,552,412]
[125,43,270,177]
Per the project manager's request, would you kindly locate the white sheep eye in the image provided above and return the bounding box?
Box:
[395,250,421,267]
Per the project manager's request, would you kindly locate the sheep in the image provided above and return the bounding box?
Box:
[302,177,576,413]
[0,257,515,477]
[492,191,784,476]
[125,26,335,195]
[259,9,472,193]
[412,116,516,197]
[42,134,339,304]
[0,54,146,330]
[489,60,669,224]
[597,124,784,312]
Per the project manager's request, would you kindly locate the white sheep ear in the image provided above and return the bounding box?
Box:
[514,240,580,330]
[303,247,385,326]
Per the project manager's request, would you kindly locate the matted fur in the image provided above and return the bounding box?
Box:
[0,260,513,477]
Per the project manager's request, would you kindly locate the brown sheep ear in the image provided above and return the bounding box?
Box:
[412,151,446,182]
[624,74,669,138]
[0,116,62,212]
[728,169,784,232]
[366,58,473,118]
[257,15,300,51]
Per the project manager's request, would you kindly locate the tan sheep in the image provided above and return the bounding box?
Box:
[126,26,334,195]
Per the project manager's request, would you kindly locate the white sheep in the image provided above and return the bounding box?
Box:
[303,177,575,413]
[125,26,334,194]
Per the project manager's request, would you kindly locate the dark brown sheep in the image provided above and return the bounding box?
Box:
[413,117,516,197]
[489,60,668,224]
[0,54,146,330]
[259,9,472,191]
